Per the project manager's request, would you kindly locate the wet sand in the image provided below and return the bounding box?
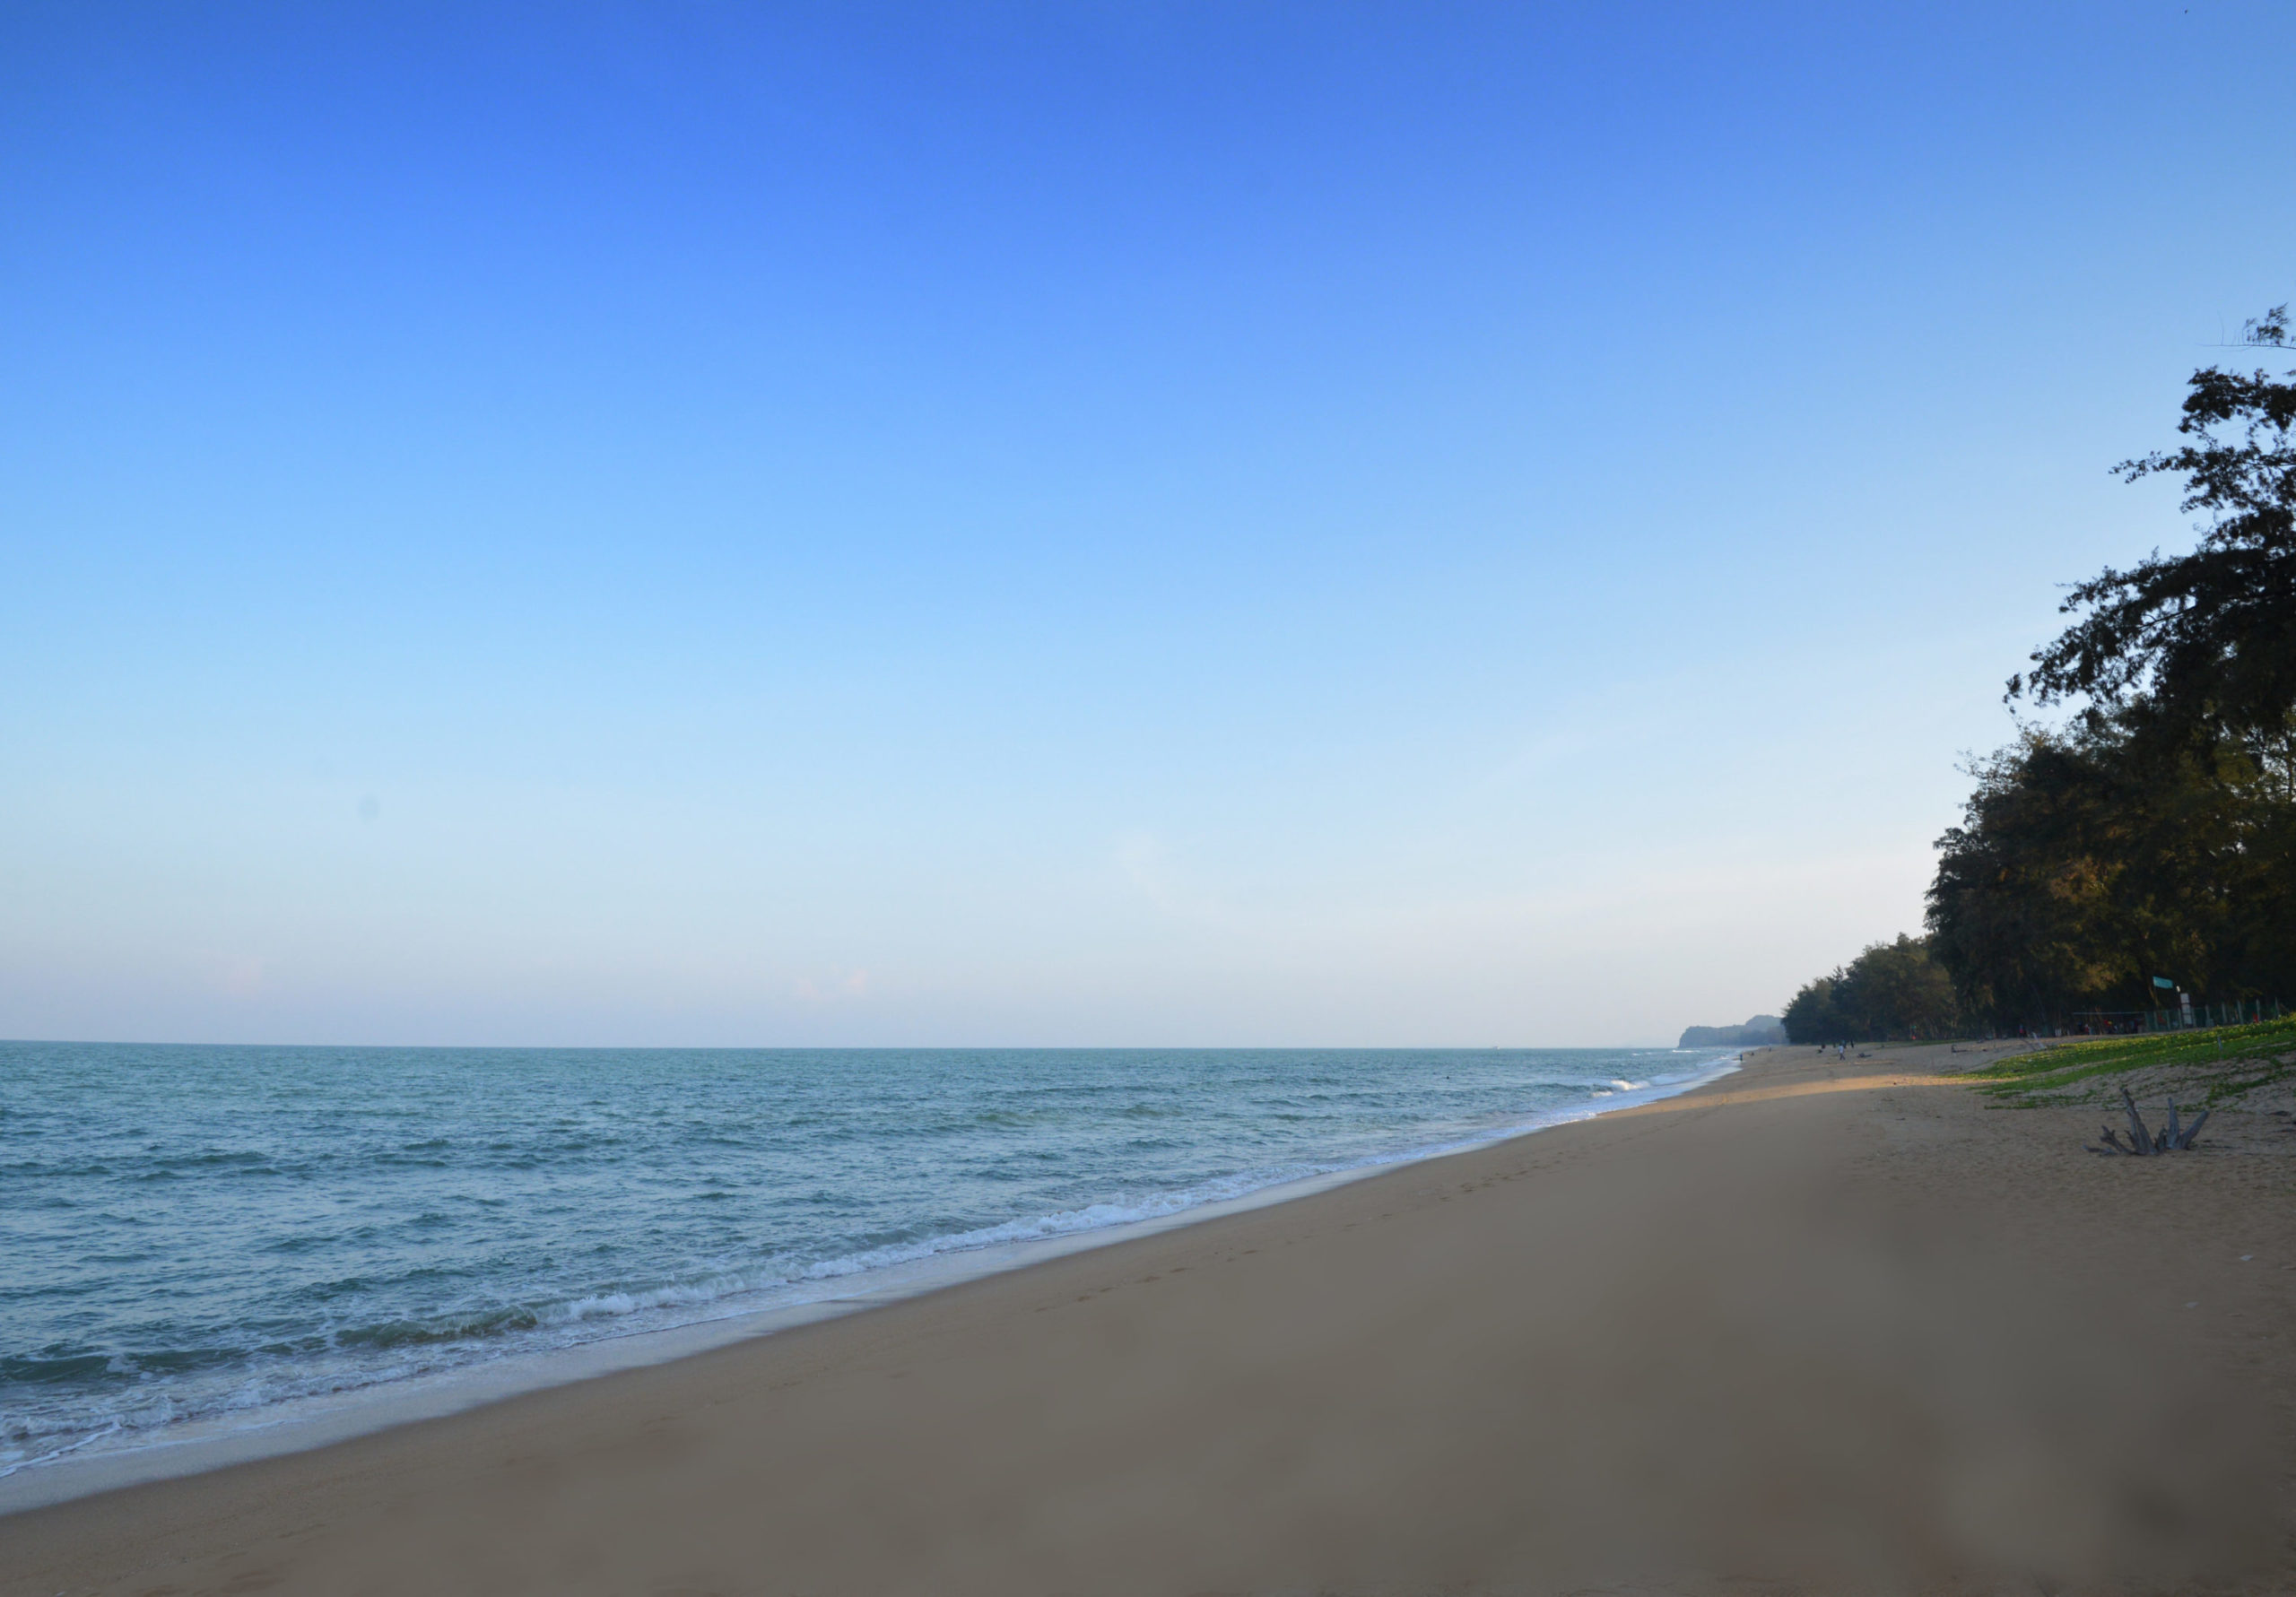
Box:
[6,1042,2292,1595]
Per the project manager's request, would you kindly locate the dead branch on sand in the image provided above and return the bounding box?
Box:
[2088,1088,2210,1156]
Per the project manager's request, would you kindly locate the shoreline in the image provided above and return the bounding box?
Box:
[9,1040,2289,1596]
[0,1049,1743,1517]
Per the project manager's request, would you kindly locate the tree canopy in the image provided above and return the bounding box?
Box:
[1782,934,1961,1044]
[1926,309,2296,1027]
[1784,312,2296,1037]
[2013,308,2296,757]
[1925,716,2294,1029]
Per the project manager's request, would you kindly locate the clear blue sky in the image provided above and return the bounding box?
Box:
[4,2,2292,1046]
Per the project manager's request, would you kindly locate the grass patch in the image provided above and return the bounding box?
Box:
[1965,1014,2296,1106]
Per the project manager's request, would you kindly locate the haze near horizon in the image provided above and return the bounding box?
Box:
[5,3,2292,1047]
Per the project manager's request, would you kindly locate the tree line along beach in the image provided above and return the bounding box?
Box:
[1774,311,2296,1053]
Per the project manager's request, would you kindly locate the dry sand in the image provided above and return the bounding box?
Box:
[6,1042,2293,1596]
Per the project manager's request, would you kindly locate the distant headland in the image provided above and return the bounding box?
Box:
[1676,1015,1786,1049]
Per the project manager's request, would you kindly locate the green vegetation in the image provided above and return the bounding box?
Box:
[1781,935,1959,1044]
[1925,715,2294,1027]
[1783,310,2296,1039]
[1961,1014,2296,1107]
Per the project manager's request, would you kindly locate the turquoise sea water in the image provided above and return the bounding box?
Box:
[0,1042,1734,1475]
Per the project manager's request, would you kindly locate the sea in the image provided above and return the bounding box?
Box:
[0,1042,1737,1480]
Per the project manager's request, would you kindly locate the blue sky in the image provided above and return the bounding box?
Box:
[4,2,2292,1046]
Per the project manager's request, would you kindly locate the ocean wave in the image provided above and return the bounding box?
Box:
[0,1044,1740,1478]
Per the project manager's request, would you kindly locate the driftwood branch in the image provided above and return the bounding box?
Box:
[2123,1089,2154,1155]
[2087,1091,2210,1155]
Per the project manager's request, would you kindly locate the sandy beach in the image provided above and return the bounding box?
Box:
[6,1041,2292,1596]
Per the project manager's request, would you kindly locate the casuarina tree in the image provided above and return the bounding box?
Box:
[2011,308,2296,761]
